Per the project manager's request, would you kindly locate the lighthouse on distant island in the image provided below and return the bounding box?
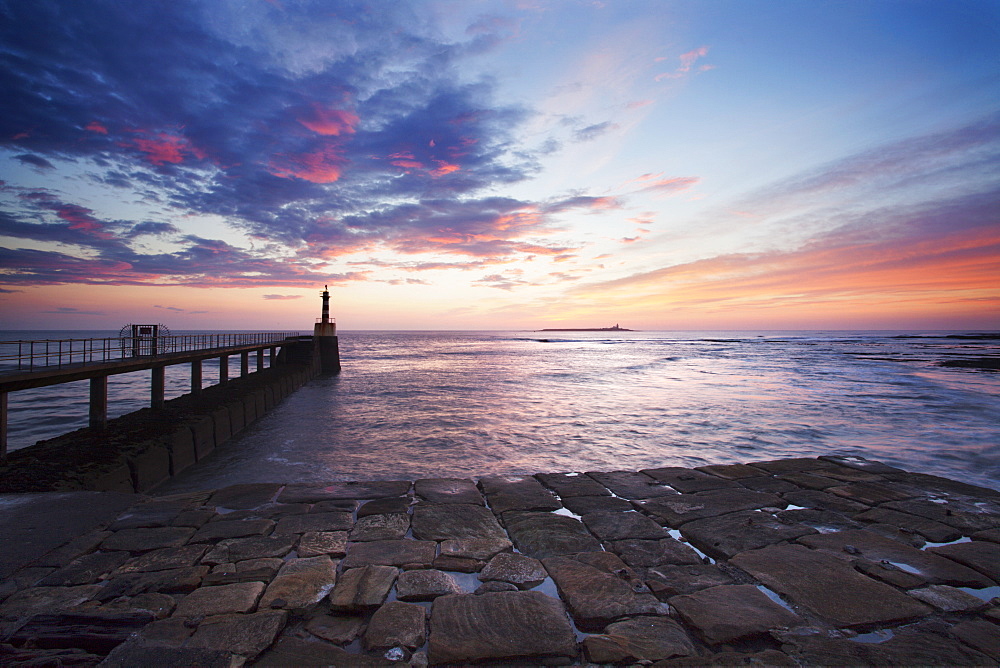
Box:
[314,285,341,373]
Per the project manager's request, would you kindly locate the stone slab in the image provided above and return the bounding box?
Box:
[907,584,986,612]
[827,481,918,505]
[428,591,578,664]
[439,537,512,560]
[349,513,410,541]
[260,555,337,612]
[189,518,274,543]
[731,543,932,628]
[187,609,288,661]
[583,616,696,663]
[201,535,297,564]
[95,566,209,599]
[477,474,561,513]
[535,472,611,497]
[255,636,390,667]
[775,508,862,534]
[582,510,669,540]
[561,495,634,515]
[502,511,601,558]
[479,552,547,588]
[882,497,1000,534]
[411,503,506,541]
[669,584,802,645]
[642,467,742,493]
[297,531,348,558]
[635,488,783,527]
[586,470,677,499]
[605,537,702,568]
[780,489,869,514]
[950,619,1000,660]
[328,564,397,612]
[0,585,101,617]
[414,478,483,505]
[643,563,735,599]
[173,581,265,616]
[340,540,437,569]
[357,497,411,517]
[37,551,131,586]
[929,539,1000,582]
[208,483,281,510]
[305,614,364,644]
[680,510,817,559]
[777,624,993,667]
[273,511,353,535]
[116,545,209,575]
[798,529,995,587]
[396,569,463,601]
[363,600,426,651]
[542,554,664,631]
[696,463,766,480]
[100,527,195,552]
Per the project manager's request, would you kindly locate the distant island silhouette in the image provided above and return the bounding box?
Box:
[538,324,634,332]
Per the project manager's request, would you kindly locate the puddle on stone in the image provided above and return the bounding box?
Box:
[922,536,971,549]
[756,585,795,612]
[960,585,1000,601]
[552,507,583,520]
[850,628,895,644]
[885,560,922,575]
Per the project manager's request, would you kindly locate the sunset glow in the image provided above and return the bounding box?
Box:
[1,1,997,330]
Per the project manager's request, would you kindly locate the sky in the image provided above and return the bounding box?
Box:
[1,0,998,331]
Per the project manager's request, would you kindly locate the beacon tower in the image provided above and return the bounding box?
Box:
[314,285,341,373]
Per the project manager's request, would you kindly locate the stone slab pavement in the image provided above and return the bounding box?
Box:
[0,456,998,666]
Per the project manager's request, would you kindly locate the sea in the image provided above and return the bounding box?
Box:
[2,330,999,493]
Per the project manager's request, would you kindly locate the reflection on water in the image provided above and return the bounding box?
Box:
[156,330,1000,493]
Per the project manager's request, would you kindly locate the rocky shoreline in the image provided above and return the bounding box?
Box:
[1,456,998,666]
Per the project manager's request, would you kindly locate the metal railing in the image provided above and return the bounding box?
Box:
[0,332,298,373]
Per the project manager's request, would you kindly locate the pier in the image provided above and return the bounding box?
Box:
[0,331,298,458]
[0,457,997,665]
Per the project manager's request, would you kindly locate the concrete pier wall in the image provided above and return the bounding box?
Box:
[0,339,321,494]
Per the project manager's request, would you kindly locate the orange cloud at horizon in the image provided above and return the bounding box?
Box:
[569,225,1000,328]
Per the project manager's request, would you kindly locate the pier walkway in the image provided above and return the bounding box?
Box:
[1,456,998,666]
[0,332,298,457]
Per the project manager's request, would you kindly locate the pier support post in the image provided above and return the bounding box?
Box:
[0,391,7,459]
[89,376,108,430]
[151,366,165,409]
[269,346,276,365]
[256,348,263,371]
[241,351,249,377]
[191,359,202,396]
[219,355,228,385]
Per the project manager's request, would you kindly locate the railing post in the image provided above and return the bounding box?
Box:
[191,359,202,396]
[151,366,165,409]
[241,352,249,377]
[89,376,108,430]
[219,355,229,385]
[1,391,7,460]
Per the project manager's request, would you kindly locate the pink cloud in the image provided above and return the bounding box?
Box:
[126,129,206,166]
[297,105,359,136]
[85,121,108,134]
[655,46,712,81]
[624,173,700,196]
[269,143,346,183]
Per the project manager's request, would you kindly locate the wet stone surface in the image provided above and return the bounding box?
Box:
[2,458,999,666]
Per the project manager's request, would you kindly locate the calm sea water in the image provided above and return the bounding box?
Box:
[3,330,999,492]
